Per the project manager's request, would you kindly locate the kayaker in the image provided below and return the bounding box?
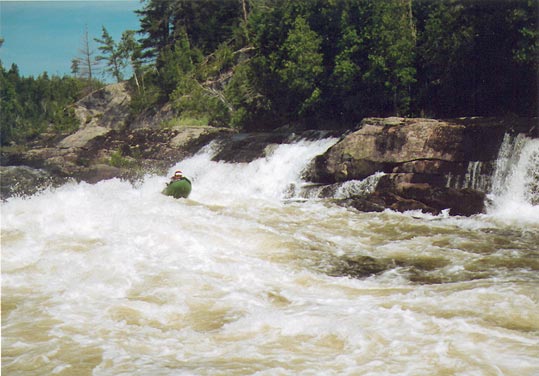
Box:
[163,170,192,198]
[171,170,184,182]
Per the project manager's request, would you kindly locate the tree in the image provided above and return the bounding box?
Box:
[136,0,243,62]
[359,0,416,116]
[0,61,86,145]
[119,30,144,92]
[73,26,100,87]
[71,58,80,78]
[129,0,537,129]
[136,0,174,63]
[170,0,243,54]
[414,0,537,117]
[278,15,324,116]
[157,32,200,97]
[94,26,126,82]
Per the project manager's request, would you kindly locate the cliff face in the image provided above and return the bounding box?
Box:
[307,117,536,216]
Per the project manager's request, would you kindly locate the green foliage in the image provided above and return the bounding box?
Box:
[128,69,162,114]
[94,26,127,82]
[108,148,137,168]
[196,44,235,82]
[279,16,324,115]
[161,116,209,128]
[224,62,272,129]
[157,35,202,98]
[414,0,538,117]
[2,0,536,144]
[0,63,86,145]
[361,0,416,115]
[171,75,230,127]
[136,0,243,60]
[4,0,536,141]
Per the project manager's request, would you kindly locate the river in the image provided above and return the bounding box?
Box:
[2,136,538,375]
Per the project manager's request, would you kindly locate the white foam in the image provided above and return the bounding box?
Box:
[488,134,539,224]
[2,137,538,375]
[169,138,337,205]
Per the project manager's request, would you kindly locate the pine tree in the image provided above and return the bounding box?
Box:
[136,0,174,63]
[119,30,144,92]
[94,26,126,82]
[278,15,324,116]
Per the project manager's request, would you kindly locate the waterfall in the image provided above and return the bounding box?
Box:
[170,138,339,205]
[446,161,492,192]
[488,133,539,219]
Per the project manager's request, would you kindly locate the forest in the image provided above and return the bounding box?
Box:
[1,0,538,145]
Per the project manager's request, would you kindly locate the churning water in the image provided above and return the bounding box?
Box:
[2,137,539,375]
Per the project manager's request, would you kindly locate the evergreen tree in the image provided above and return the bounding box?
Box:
[71,58,80,78]
[137,0,243,61]
[94,26,126,82]
[129,0,538,128]
[136,0,175,63]
[278,15,324,116]
[157,32,201,98]
[414,0,537,117]
[119,30,144,92]
[0,62,86,145]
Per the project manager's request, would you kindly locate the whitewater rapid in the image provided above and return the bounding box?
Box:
[2,137,539,375]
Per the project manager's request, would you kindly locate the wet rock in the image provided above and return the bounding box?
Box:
[211,132,290,162]
[0,82,233,194]
[327,255,389,279]
[74,164,123,184]
[372,174,486,216]
[335,197,386,213]
[309,117,507,184]
[0,166,64,199]
[307,117,505,215]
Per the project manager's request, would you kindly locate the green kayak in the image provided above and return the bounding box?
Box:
[162,177,192,199]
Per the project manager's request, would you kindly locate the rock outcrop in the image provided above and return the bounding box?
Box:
[310,117,507,182]
[73,82,131,130]
[308,117,515,215]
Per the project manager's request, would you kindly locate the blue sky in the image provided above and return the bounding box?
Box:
[0,0,141,80]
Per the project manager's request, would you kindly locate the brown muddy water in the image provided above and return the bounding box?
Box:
[2,138,538,375]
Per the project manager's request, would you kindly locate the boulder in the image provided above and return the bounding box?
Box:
[74,164,123,184]
[211,132,289,163]
[0,166,64,199]
[375,174,486,216]
[310,117,507,184]
[57,125,110,149]
[307,117,506,215]
[1,81,235,197]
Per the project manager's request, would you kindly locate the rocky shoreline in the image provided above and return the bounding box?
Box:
[1,83,537,216]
